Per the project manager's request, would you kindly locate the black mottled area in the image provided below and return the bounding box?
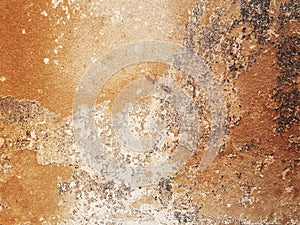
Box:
[58,182,71,195]
[174,211,193,223]
[277,0,300,31]
[156,179,173,207]
[0,96,51,125]
[273,36,300,133]
[272,0,300,133]
[184,1,263,79]
[240,0,272,44]
[184,0,299,134]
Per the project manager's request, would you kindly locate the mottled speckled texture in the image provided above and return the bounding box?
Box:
[0,0,299,224]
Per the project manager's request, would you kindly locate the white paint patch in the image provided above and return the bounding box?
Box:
[43,58,50,64]
[52,0,64,9]
[0,76,6,82]
[41,10,48,16]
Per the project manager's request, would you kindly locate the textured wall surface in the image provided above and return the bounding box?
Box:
[0,0,299,224]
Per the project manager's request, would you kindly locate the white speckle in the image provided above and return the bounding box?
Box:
[43,58,50,64]
[41,10,48,16]
[80,13,87,19]
[22,29,26,34]
[111,10,123,24]
[91,53,97,63]
[0,76,6,82]
[31,131,36,139]
[285,186,293,193]
[62,5,71,20]
[54,45,62,54]
[52,0,63,9]
[69,182,76,188]
[64,129,73,136]
[99,29,105,36]
[227,203,232,208]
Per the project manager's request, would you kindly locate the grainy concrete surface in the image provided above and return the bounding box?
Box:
[0,0,299,224]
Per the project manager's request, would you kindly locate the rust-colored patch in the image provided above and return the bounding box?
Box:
[0,150,73,224]
[231,47,282,148]
[0,0,76,119]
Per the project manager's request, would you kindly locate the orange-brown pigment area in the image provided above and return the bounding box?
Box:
[0,0,76,118]
[0,0,195,119]
[206,48,298,222]
[0,2,74,223]
[0,150,72,224]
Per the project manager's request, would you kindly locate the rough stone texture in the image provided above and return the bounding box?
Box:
[0,0,299,224]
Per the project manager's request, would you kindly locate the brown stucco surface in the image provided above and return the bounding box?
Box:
[0,0,299,224]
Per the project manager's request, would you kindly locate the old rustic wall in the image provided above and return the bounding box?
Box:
[0,0,299,224]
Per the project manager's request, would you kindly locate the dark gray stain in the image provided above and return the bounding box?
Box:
[240,0,272,44]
